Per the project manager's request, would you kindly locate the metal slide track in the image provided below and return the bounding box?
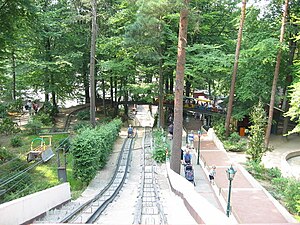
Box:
[134,128,167,225]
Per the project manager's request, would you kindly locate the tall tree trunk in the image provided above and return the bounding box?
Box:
[186,75,191,96]
[44,37,51,103]
[158,50,164,128]
[282,39,296,135]
[11,50,16,100]
[110,76,114,107]
[170,71,174,94]
[170,0,189,174]
[225,0,246,137]
[265,0,289,147]
[102,78,106,115]
[114,79,118,116]
[51,73,57,107]
[89,0,97,127]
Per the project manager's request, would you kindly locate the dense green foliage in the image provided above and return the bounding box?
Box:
[246,101,268,162]
[246,160,300,215]
[71,118,122,184]
[152,129,170,163]
[0,118,20,135]
[10,135,23,147]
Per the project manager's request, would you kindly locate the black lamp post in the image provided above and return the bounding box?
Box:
[197,130,201,165]
[226,165,237,217]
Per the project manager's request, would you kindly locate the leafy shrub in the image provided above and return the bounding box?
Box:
[223,139,247,152]
[42,101,59,118]
[272,177,300,214]
[25,119,43,135]
[73,121,91,131]
[33,113,52,126]
[245,160,265,180]
[267,167,281,179]
[7,99,23,113]
[77,110,90,120]
[228,132,240,143]
[0,147,14,164]
[246,101,268,163]
[213,121,226,141]
[10,135,23,147]
[153,146,167,163]
[71,118,122,184]
[152,129,170,163]
[0,103,8,118]
[0,118,20,135]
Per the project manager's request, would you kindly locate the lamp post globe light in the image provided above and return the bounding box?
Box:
[226,165,237,217]
[197,130,201,165]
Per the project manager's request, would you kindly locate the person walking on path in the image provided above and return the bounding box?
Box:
[183,150,192,165]
[33,101,39,114]
[25,100,33,115]
[188,131,195,148]
[127,124,134,138]
[209,165,216,185]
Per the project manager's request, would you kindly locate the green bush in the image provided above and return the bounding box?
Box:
[223,139,247,152]
[0,118,20,135]
[245,160,265,180]
[33,113,52,126]
[25,119,43,135]
[10,135,23,147]
[246,101,268,163]
[71,118,122,184]
[0,103,8,118]
[77,110,90,120]
[42,101,59,118]
[228,132,241,143]
[0,147,14,164]
[7,99,23,113]
[73,121,91,131]
[272,177,300,214]
[267,167,282,179]
[152,129,170,163]
[213,122,226,141]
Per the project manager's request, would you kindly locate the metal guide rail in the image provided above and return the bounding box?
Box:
[134,128,167,225]
[35,136,134,224]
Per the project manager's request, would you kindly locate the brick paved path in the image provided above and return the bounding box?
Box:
[183,116,297,224]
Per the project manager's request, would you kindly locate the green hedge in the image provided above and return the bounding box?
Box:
[71,118,122,184]
[152,129,170,163]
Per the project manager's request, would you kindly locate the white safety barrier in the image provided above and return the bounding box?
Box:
[166,162,234,225]
[0,183,71,225]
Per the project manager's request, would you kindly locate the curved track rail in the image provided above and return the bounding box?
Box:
[35,136,134,224]
[134,128,167,225]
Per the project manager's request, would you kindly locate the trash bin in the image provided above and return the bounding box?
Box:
[239,127,245,136]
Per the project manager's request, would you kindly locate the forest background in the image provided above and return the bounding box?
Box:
[0,0,299,130]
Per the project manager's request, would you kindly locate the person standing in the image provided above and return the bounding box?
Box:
[33,101,39,114]
[209,165,216,185]
[188,130,194,148]
[127,124,134,138]
[26,100,33,115]
[183,150,192,164]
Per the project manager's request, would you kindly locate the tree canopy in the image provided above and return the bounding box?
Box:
[0,0,299,135]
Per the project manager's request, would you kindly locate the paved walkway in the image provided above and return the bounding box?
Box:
[183,117,298,224]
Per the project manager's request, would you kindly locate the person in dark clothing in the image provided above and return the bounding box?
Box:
[168,123,174,135]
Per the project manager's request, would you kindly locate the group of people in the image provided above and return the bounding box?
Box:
[181,144,216,185]
[25,100,39,115]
